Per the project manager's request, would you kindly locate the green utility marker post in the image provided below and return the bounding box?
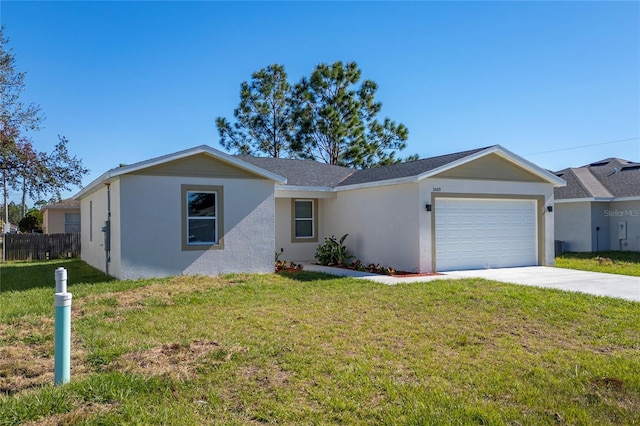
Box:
[54,267,72,385]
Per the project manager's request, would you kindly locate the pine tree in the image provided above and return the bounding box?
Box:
[292,61,409,168]
[216,64,296,157]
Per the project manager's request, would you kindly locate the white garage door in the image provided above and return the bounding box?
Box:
[435,198,537,271]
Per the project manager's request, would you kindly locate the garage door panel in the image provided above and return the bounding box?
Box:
[435,198,537,271]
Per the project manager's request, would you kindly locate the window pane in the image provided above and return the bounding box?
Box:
[65,213,81,224]
[188,192,216,217]
[295,201,313,219]
[188,219,216,244]
[295,220,313,238]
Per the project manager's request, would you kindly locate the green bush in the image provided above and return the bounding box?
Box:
[18,214,40,233]
[314,234,353,267]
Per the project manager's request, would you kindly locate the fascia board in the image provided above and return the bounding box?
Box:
[275,187,338,199]
[333,175,420,192]
[612,196,640,202]
[275,185,335,192]
[73,170,118,200]
[554,197,614,204]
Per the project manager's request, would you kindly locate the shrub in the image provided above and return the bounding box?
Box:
[314,234,353,267]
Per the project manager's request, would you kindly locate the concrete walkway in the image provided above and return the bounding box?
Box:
[302,263,640,302]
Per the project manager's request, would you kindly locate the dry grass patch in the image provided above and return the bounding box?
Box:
[109,340,247,380]
[0,338,90,395]
[77,274,246,312]
[22,402,116,426]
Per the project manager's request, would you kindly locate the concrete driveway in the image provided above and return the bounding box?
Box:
[303,263,640,302]
[445,266,640,302]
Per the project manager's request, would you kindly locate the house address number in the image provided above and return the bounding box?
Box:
[432,187,442,192]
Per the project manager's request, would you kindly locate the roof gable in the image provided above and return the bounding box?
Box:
[433,152,547,182]
[132,153,262,179]
[75,145,286,199]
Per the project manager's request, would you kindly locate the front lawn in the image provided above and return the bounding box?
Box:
[556,251,640,276]
[1,260,639,425]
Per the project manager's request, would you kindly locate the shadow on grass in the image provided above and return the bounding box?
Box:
[0,259,113,293]
[276,270,343,282]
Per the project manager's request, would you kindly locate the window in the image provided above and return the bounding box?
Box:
[292,199,317,242]
[182,185,224,250]
[64,213,81,233]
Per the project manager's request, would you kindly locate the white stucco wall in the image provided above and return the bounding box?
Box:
[608,200,640,252]
[80,180,121,276]
[422,178,556,268]
[323,183,421,272]
[116,175,275,280]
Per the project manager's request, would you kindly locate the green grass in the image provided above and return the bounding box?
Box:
[0,258,113,293]
[1,261,639,425]
[556,251,640,276]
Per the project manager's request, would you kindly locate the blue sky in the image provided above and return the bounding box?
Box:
[1,1,639,203]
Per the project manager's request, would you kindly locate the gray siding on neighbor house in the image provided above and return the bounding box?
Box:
[555,202,595,252]
[608,200,640,251]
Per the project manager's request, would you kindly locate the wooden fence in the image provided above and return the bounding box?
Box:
[3,233,81,261]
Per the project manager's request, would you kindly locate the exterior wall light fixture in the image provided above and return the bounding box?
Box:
[547,206,553,212]
[426,204,432,212]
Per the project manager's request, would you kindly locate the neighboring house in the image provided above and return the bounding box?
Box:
[554,158,640,252]
[74,144,565,279]
[41,199,81,234]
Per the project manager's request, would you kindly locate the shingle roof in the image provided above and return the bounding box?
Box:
[237,156,355,187]
[42,198,80,210]
[238,146,492,188]
[554,158,640,199]
[337,146,491,186]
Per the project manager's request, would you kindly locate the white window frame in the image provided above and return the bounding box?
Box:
[186,191,218,245]
[182,185,224,251]
[292,199,317,242]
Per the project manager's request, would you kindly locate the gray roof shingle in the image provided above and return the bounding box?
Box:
[338,146,491,186]
[237,156,355,187]
[554,158,640,199]
[42,198,80,210]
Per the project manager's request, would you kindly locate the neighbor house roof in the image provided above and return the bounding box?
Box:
[554,158,640,200]
[41,198,80,211]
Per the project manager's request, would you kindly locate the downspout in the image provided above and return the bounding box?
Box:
[104,183,111,276]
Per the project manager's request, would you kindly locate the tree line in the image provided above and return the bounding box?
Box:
[216,62,418,168]
[1,26,88,229]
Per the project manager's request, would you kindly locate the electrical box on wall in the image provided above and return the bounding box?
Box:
[618,221,627,240]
